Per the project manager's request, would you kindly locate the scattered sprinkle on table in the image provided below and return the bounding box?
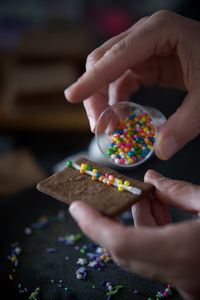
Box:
[6,210,175,300]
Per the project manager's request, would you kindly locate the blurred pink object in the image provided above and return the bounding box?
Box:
[96,6,133,37]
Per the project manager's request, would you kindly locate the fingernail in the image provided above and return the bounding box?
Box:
[64,88,70,100]
[145,169,162,180]
[69,202,80,219]
[64,86,74,102]
[156,137,179,160]
[89,118,96,132]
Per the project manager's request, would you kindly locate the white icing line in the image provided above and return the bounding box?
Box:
[71,162,141,195]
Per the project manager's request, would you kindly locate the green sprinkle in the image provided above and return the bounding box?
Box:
[74,233,82,242]
[86,164,92,171]
[106,285,124,296]
[106,148,114,156]
[29,287,40,300]
[66,160,73,167]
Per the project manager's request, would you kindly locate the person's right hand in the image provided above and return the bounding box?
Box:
[69,170,200,300]
[65,11,200,160]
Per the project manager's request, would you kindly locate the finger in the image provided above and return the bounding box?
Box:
[83,31,131,131]
[145,170,200,213]
[83,85,120,133]
[155,90,200,159]
[86,16,150,71]
[69,201,171,261]
[132,197,157,226]
[86,29,131,71]
[69,201,175,283]
[108,53,184,106]
[150,197,171,225]
[132,196,171,227]
[108,70,141,105]
[82,18,150,129]
[83,90,109,132]
[69,201,125,249]
[65,11,179,102]
[131,55,184,89]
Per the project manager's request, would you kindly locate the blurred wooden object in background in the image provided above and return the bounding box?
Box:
[0,149,46,198]
[0,26,95,131]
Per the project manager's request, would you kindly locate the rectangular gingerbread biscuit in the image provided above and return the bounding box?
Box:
[37,157,154,217]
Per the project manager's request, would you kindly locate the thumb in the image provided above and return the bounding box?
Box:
[155,90,200,160]
[144,170,200,214]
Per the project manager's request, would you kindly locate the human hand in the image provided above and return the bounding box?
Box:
[65,11,200,160]
[69,170,200,300]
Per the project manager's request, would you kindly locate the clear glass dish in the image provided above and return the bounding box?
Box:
[95,101,166,168]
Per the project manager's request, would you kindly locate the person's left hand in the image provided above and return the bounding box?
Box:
[69,170,200,300]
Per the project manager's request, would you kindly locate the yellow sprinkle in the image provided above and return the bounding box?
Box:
[117,179,123,185]
[124,181,130,186]
[127,158,133,164]
[141,117,146,122]
[92,169,97,174]
[11,256,16,262]
[118,186,124,192]
[80,163,86,170]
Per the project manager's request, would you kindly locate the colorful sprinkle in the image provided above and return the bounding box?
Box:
[5,209,175,300]
[29,287,40,300]
[58,233,82,245]
[105,112,156,166]
[66,160,73,167]
[76,267,88,280]
[66,161,142,195]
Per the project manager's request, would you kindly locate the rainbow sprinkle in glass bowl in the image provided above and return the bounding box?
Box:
[95,101,165,168]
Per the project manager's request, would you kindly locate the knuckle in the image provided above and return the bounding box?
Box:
[86,49,103,70]
[138,16,149,23]
[110,40,128,56]
[130,16,149,30]
[151,10,174,23]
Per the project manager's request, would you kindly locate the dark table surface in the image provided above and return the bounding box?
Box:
[1,86,199,300]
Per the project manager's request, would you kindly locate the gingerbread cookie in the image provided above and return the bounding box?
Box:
[37,157,154,217]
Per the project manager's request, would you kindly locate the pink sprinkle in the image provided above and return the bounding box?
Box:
[163,291,169,297]
[126,142,132,147]
[119,158,125,164]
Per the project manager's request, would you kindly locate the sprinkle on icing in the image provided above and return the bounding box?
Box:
[66,160,142,196]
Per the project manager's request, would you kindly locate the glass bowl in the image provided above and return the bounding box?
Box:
[95,101,165,168]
